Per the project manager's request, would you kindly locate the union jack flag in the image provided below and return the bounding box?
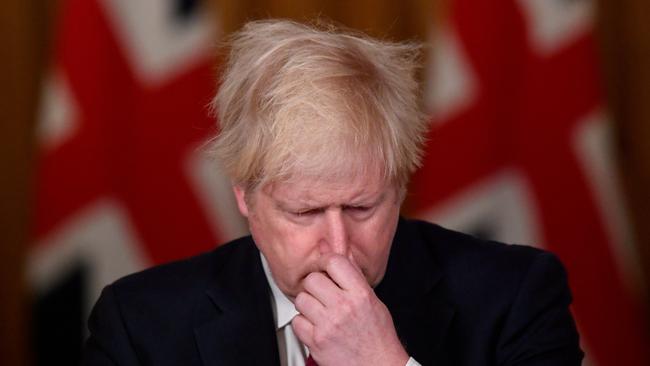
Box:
[408,0,650,365]
[30,0,245,363]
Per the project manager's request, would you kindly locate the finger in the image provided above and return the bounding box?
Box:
[303,271,342,307]
[318,253,368,291]
[291,314,314,348]
[294,291,327,325]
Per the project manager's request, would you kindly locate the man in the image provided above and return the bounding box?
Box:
[83,20,583,365]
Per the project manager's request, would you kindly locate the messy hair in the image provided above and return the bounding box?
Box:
[209,19,428,191]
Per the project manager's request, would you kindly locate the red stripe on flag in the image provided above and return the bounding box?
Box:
[408,0,650,364]
[34,0,222,264]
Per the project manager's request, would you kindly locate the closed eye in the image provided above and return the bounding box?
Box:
[292,208,325,217]
[343,205,375,220]
[344,205,370,212]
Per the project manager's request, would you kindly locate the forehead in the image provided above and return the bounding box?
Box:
[263,171,390,207]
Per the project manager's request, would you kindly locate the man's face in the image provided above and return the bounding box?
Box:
[233,172,401,300]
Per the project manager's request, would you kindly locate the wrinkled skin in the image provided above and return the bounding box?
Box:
[233,172,409,365]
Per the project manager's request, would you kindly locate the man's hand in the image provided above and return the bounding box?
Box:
[291,254,409,366]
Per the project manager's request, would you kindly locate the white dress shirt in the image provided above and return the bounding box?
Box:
[260,254,421,366]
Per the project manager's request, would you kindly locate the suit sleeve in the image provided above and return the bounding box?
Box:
[496,252,584,366]
[82,285,142,366]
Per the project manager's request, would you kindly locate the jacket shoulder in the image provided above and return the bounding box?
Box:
[402,219,568,305]
[407,218,553,274]
[400,219,581,364]
[110,235,255,300]
[83,236,259,365]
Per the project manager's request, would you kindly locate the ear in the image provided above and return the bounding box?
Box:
[232,184,250,217]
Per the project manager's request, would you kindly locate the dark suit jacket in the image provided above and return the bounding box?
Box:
[82,218,583,365]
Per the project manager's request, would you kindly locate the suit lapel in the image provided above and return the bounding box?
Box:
[375,218,456,365]
[193,239,281,366]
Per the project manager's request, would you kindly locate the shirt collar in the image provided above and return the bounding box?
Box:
[260,253,299,330]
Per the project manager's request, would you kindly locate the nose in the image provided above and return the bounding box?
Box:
[320,209,350,256]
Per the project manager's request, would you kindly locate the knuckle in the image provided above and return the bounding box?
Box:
[337,298,353,315]
[330,314,345,331]
[291,315,303,330]
[295,292,308,310]
[344,289,373,314]
[312,330,329,348]
[356,288,373,304]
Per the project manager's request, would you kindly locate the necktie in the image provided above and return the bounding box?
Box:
[305,355,318,366]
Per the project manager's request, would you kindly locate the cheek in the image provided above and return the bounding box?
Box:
[353,226,393,263]
[253,218,313,260]
[250,217,320,293]
[351,211,399,282]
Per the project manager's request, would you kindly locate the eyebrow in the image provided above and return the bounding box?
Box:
[343,191,386,207]
[273,199,322,212]
[273,191,387,212]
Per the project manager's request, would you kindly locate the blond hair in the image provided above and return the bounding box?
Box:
[209,19,428,191]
